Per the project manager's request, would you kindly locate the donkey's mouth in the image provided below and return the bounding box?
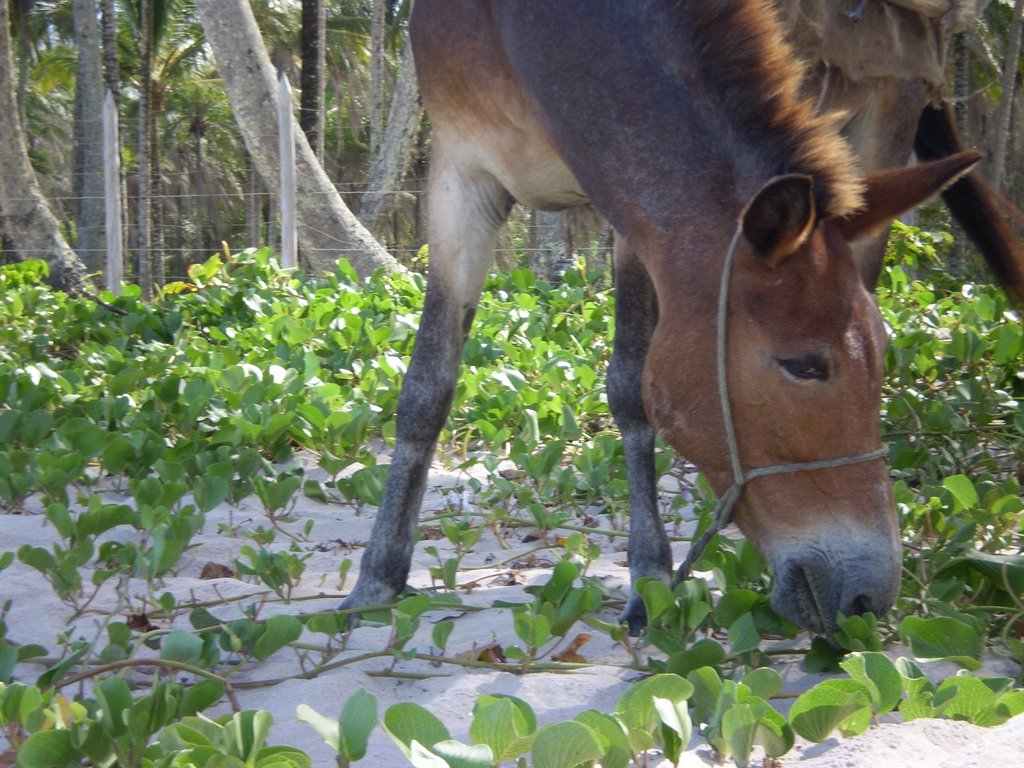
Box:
[773,564,836,637]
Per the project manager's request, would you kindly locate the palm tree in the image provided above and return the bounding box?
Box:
[12,0,35,131]
[0,0,88,291]
[992,0,1023,192]
[300,0,325,161]
[72,0,105,274]
[194,0,399,277]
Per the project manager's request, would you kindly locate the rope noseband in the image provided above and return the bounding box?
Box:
[671,225,888,586]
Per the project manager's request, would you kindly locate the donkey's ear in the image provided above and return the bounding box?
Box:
[741,174,816,267]
[838,151,982,242]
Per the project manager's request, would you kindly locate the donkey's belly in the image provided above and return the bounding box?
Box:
[437,119,590,212]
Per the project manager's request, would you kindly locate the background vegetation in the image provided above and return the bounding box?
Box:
[0,222,1021,766]
[0,1,1022,766]
[0,0,1022,289]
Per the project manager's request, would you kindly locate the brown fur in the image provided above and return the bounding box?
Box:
[342,0,986,637]
[659,0,864,217]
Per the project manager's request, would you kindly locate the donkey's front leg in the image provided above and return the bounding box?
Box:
[339,290,467,609]
[607,236,672,635]
[341,155,512,612]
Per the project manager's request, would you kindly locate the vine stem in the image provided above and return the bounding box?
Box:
[52,658,241,712]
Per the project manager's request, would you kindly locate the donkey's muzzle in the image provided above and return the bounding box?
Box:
[771,552,899,637]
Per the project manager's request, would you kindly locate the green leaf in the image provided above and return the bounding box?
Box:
[834,612,882,652]
[839,652,903,714]
[937,551,1024,598]
[431,620,454,653]
[753,700,794,758]
[804,636,845,673]
[194,475,231,513]
[384,702,450,759]
[160,630,204,665]
[898,615,982,669]
[721,701,758,768]
[469,696,532,761]
[15,729,77,767]
[0,644,16,684]
[653,696,692,764]
[686,666,724,724]
[530,721,605,768]
[741,667,783,701]
[617,673,693,752]
[726,612,760,656]
[788,679,872,743]
[94,675,134,738]
[254,745,312,768]
[666,638,726,678]
[109,368,145,396]
[713,589,761,627]
[943,474,979,511]
[995,690,1024,722]
[408,740,450,768]
[253,615,302,661]
[180,679,225,716]
[574,711,631,768]
[637,578,676,626]
[338,689,378,761]
[224,710,274,762]
[296,704,340,753]
[934,674,1000,725]
[430,740,494,768]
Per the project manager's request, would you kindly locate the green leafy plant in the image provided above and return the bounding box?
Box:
[1,230,1021,768]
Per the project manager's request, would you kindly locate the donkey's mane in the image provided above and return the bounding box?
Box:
[659,0,864,218]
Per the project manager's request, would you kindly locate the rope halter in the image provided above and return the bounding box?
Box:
[671,225,888,586]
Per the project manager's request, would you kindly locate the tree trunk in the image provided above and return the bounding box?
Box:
[100,0,119,102]
[14,0,32,133]
[948,31,970,278]
[0,0,89,293]
[194,0,401,277]
[992,0,1024,191]
[299,0,325,161]
[136,0,153,298]
[358,39,423,238]
[149,85,164,287]
[245,156,262,247]
[72,0,106,274]
[369,0,386,156]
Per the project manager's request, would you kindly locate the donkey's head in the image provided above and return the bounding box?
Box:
[644,152,980,635]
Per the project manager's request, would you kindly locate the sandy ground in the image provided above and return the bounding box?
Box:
[2,453,1021,766]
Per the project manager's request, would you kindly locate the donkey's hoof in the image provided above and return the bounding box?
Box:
[618,596,649,637]
[338,577,404,616]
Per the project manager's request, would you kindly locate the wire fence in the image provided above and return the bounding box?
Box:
[3,85,615,288]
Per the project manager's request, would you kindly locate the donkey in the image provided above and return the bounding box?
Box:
[781,0,1024,301]
[340,0,985,636]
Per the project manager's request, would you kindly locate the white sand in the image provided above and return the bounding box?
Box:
[2,454,1021,766]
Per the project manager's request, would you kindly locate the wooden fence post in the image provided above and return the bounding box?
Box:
[103,89,123,294]
[278,73,297,269]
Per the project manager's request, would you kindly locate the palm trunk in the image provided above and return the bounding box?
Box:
[992,0,1024,192]
[0,0,89,293]
[72,0,106,274]
[100,0,119,102]
[14,0,32,133]
[194,0,400,277]
[369,0,386,156]
[149,86,164,287]
[136,0,153,298]
[299,0,325,161]
[246,157,262,247]
[358,40,423,238]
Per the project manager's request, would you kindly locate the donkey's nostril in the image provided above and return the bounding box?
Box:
[848,594,874,616]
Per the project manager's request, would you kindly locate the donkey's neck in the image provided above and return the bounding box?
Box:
[491,1,862,243]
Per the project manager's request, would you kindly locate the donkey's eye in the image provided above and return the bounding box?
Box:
[778,356,829,381]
